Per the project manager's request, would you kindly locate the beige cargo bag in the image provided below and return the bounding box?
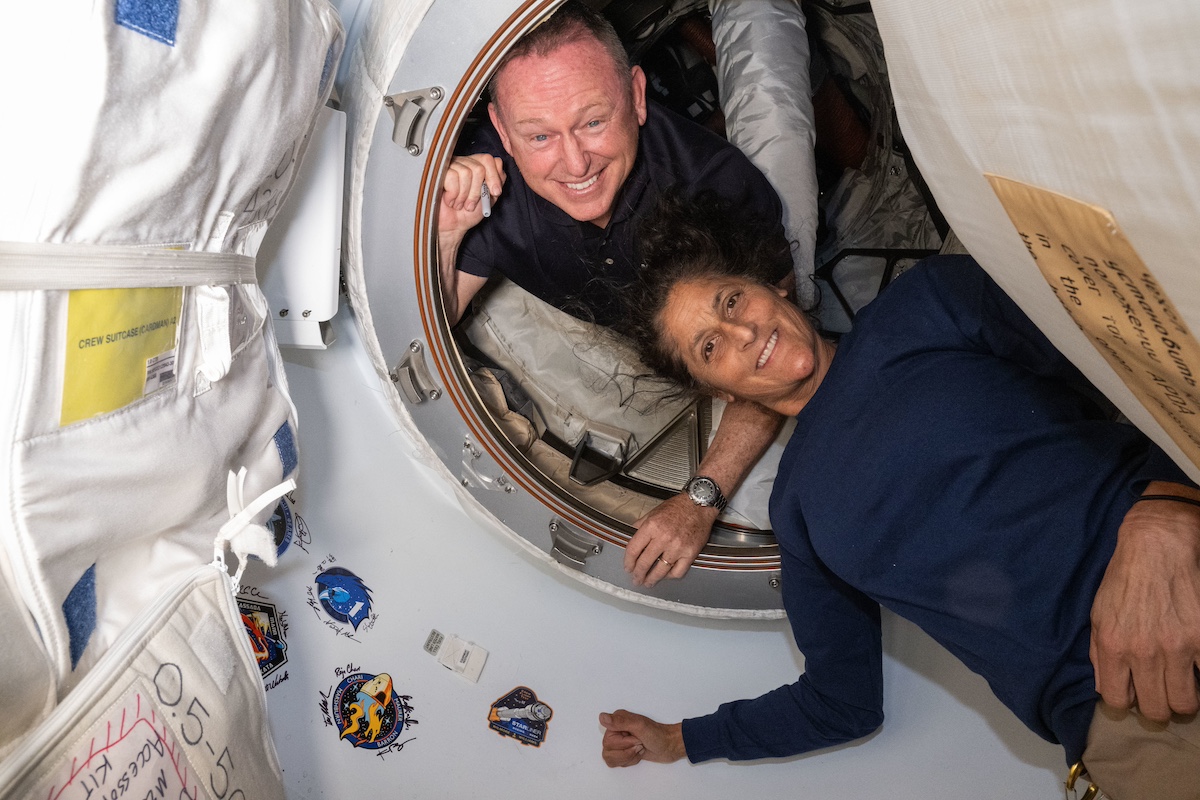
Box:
[871,0,1200,480]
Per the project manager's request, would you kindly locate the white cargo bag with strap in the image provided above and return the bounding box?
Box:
[0,565,285,800]
[0,0,343,758]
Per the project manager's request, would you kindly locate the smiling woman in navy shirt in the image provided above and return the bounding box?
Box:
[599,192,1200,800]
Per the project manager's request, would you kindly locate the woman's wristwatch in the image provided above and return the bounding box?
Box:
[684,475,728,511]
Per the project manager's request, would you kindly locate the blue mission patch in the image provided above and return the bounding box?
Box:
[314,567,373,631]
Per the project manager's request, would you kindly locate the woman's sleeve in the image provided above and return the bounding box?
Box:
[681,530,885,762]
[925,254,1094,385]
[934,254,1195,490]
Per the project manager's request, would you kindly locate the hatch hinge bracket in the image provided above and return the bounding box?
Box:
[384,86,445,156]
[548,519,602,570]
[459,433,516,494]
[390,339,442,404]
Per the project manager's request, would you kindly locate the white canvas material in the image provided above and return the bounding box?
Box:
[0,242,258,290]
[0,551,55,762]
[463,278,693,452]
[0,566,286,800]
[0,0,344,757]
[870,0,1200,480]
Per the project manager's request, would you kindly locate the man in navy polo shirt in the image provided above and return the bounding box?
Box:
[437,1,793,586]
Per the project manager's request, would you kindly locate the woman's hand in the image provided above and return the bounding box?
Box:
[625,399,784,587]
[599,710,687,767]
[1090,482,1200,721]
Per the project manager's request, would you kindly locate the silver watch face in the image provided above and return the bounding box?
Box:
[688,477,720,506]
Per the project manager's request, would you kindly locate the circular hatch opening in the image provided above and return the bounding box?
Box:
[347,0,943,613]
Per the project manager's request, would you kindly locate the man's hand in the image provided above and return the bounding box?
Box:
[1090,482,1200,721]
[599,711,686,767]
[438,154,504,323]
[625,494,718,587]
[439,154,505,237]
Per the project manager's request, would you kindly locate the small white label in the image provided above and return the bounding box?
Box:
[144,350,177,395]
[423,629,488,683]
[423,629,445,656]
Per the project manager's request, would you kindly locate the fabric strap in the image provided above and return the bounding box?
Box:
[0,241,256,290]
[1135,494,1200,510]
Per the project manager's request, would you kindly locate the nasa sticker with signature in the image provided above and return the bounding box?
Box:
[305,554,378,641]
[319,664,417,757]
[236,590,289,691]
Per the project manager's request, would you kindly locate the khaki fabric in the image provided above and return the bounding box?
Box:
[1082,700,1200,800]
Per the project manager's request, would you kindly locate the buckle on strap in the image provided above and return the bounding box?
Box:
[1065,762,1100,800]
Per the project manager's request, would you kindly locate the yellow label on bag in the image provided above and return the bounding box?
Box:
[987,174,1200,469]
[61,287,183,426]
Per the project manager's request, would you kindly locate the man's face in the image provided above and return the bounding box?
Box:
[489,36,647,229]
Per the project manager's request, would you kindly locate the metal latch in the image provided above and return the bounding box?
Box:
[390,340,442,404]
[548,519,602,570]
[459,434,515,494]
[384,86,444,156]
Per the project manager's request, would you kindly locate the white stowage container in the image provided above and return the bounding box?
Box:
[871,0,1200,481]
[0,0,343,761]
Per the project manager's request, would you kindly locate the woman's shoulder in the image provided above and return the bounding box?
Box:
[852,254,992,336]
[877,254,987,306]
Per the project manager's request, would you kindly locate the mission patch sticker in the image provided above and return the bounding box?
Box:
[319,664,417,757]
[237,595,288,688]
[488,686,553,747]
[305,554,378,641]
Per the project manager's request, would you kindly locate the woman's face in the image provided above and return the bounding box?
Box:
[658,276,833,415]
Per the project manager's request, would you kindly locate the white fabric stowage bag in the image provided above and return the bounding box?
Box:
[0,0,344,757]
[0,567,285,800]
[870,0,1200,480]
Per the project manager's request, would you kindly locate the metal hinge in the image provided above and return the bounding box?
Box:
[548,519,602,570]
[390,340,442,404]
[459,434,515,494]
[384,86,444,156]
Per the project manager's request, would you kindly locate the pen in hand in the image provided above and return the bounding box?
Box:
[480,184,492,218]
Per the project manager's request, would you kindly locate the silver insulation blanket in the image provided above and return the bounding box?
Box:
[710,0,819,307]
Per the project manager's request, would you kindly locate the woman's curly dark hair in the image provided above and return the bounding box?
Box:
[617,188,792,393]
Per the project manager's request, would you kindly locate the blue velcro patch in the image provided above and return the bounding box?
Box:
[115,0,179,46]
[274,421,299,478]
[63,564,98,670]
